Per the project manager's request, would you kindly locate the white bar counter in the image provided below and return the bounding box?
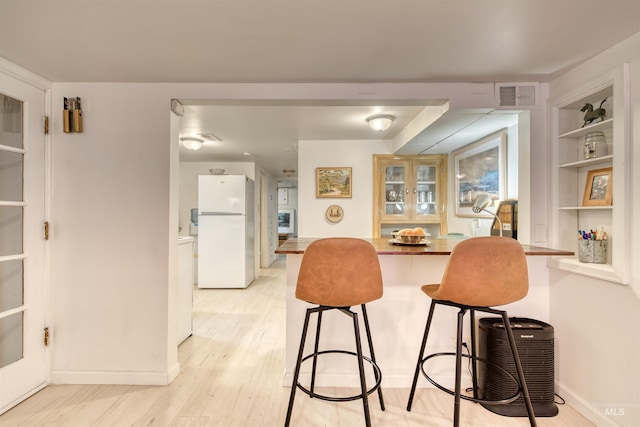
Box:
[276,237,573,389]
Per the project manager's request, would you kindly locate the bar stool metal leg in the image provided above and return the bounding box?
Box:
[309,309,323,397]
[360,304,385,411]
[453,308,466,427]
[351,310,372,427]
[501,313,537,427]
[285,307,314,427]
[469,309,479,399]
[407,300,436,411]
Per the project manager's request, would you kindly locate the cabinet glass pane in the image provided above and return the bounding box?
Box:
[0,259,23,312]
[385,165,405,215]
[0,206,23,257]
[0,312,23,368]
[416,165,436,215]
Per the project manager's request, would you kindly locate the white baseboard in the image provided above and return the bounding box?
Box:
[51,362,182,386]
[556,382,619,427]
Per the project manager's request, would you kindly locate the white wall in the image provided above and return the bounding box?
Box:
[49,83,179,384]
[261,172,279,267]
[548,32,640,427]
[41,82,493,384]
[38,81,547,388]
[297,139,389,237]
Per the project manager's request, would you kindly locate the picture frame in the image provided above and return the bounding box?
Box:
[278,209,295,234]
[316,167,352,198]
[582,167,612,206]
[453,130,507,217]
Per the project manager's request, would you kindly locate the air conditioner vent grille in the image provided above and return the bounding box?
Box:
[495,83,538,109]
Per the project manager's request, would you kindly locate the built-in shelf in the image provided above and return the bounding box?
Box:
[548,257,624,284]
[558,118,613,139]
[549,64,630,285]
[559,155,613,168]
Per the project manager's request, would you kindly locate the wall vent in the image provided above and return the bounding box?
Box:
[495,83,539,109]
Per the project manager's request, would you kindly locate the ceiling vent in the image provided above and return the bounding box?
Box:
[495,83,539,109]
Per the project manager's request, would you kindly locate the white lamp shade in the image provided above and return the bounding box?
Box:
[367,114,394,132]
[181,137,203,150]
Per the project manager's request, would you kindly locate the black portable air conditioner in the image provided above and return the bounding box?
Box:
[477,317,558,417]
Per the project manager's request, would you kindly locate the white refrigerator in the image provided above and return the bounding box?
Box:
[197,175,255,289]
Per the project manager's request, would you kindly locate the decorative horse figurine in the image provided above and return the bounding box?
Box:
[580,97,607,127]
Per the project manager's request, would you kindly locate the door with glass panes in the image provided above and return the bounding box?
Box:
[0,76,47,414]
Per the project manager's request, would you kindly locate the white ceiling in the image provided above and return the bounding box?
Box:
[1,0,638,177]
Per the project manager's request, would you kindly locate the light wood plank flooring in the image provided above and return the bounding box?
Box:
[0,260,593,426]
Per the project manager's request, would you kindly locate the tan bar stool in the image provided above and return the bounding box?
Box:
[406,236,537,427]
[284,238,385,427]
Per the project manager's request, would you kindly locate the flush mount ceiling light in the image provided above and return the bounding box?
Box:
[366,114,395,132]
[180,137,204,150]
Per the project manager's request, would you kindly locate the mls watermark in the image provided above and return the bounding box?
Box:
[605,407,625,416]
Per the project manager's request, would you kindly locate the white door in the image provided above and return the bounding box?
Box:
[0,74,47,414]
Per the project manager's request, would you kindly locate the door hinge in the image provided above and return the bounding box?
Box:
[44,327,50,346]
[44,221,49,240]
[44,116,49,135]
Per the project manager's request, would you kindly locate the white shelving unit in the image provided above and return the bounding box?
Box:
[548,64,630,284]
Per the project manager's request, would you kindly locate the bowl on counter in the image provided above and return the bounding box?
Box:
[209,168,225,175]
[397,234,424,244]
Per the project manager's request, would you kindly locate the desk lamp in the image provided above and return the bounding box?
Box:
[472,193,503,237]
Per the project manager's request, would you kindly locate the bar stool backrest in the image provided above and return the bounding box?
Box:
[429,236,528,307]
[296,238,383,307]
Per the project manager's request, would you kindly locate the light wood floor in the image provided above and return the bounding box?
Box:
[0,260,593,426]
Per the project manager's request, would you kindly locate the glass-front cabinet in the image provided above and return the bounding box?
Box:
[373,154,447,238]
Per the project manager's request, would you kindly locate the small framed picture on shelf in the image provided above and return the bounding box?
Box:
[316,167,352,198]
[582,167,612,206]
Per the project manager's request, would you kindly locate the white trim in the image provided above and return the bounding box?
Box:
[556,383,619,427]
[50,362,181,386]
[0,57,51,90]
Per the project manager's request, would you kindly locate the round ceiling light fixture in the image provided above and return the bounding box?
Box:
[366,114,395,132]
[180,137,204,150]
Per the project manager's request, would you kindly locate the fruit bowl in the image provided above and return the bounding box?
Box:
[397,234,423,244]
[393,227,428,243]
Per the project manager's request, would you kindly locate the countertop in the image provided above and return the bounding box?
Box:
[275,237,574,256]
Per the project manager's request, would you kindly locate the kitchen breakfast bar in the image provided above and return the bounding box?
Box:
[275,237,573,389]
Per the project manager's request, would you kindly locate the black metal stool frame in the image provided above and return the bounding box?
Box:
[285,304,385,427]
[407,299,537,427]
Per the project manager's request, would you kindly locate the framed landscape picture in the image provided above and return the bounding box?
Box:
[453,130,507,217]
[316,167,352,198]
